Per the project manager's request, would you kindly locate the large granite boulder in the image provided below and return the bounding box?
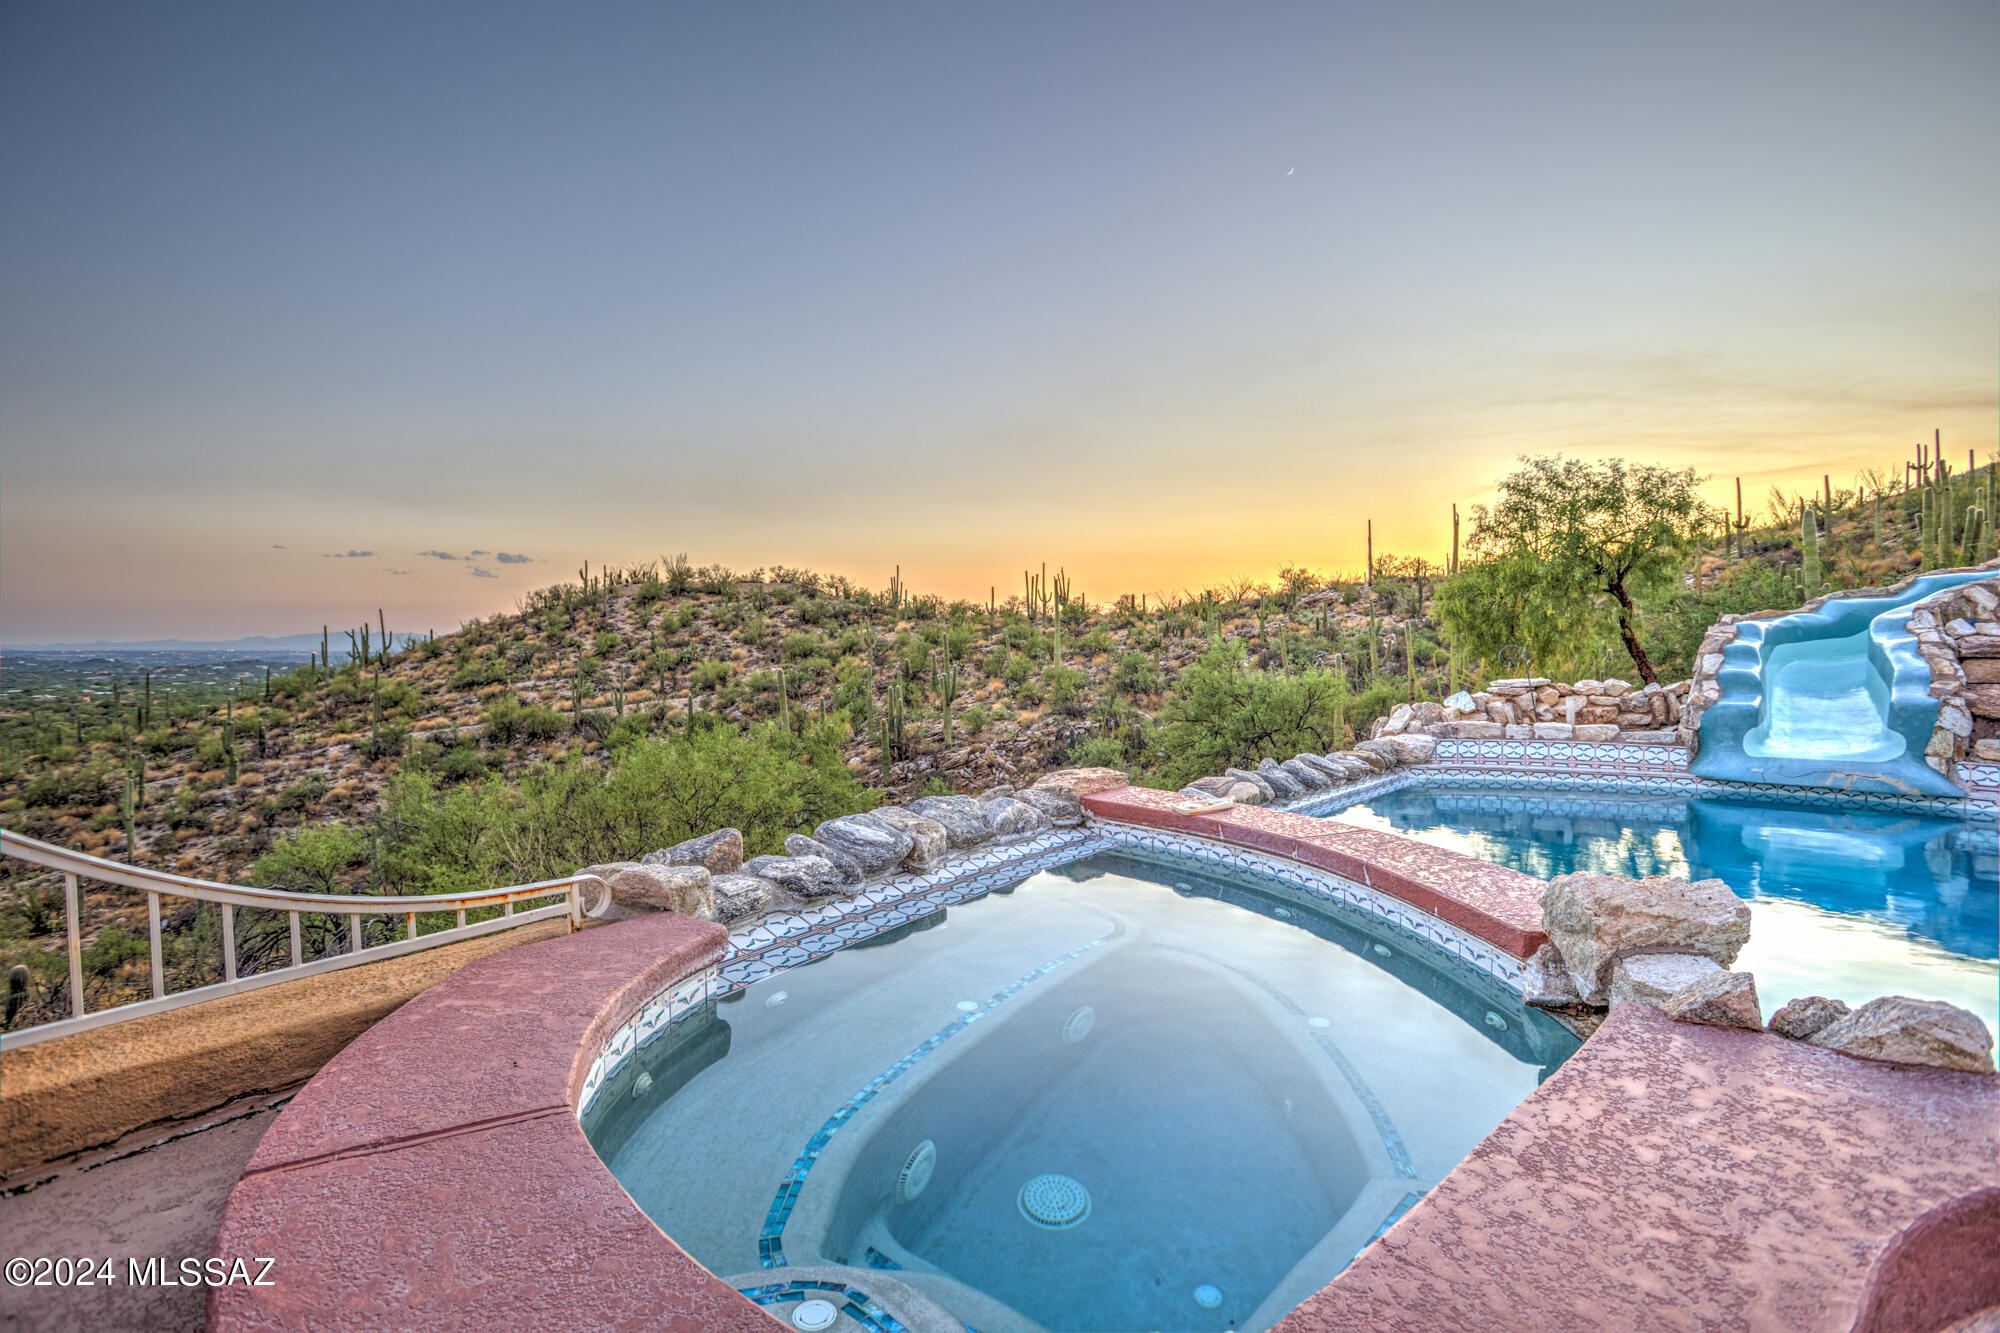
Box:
[1224,768,1276,801]
[1292,753,1350,782]
[1319,753,1375,781]
[1352,740,1404,770]
[1183,774,1238,797]
[709,873,774,922]
[1344,746,1389,774]
[1224,781,1267,805]
[785,834,865,884]
[813,814,911,874]
[1808,997,1996,1073]
[1376,734,1437,766]
[1541,872,1751,1004]
[863,807,951,869]
[981,795,1052,841]
[1768,995,1851,1041]
[1522,942,1583,1007]
[1278,758,1332,791]
[576,861,715,921]
[1013,786,1084,827]
[1254,759,1306,801]
[905,795,995,848]
[740,854,842,899]
[641,827,743,875]
[1609,953,1722,1006]
[1662,970,1762,1031]
[1031,767,1129,797]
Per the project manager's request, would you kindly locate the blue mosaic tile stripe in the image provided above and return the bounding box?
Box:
[757,936,1108,1269]
[736,1277,917,1333]
[862,1246,903,1271]
[1367,1190,1427,1245]
[1306,1029,1416,1179]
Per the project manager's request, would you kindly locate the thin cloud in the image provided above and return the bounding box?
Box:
[271,544,287,549]
[469,566,498,579]
[418,549,459,560]
[322,550,375,558]
[387,568,411,575]
[495,551,532,564]
[468,549,490,557]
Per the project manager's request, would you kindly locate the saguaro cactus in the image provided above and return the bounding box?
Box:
[1801,506,1820,594]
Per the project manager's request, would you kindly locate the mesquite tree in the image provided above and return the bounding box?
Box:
[1462,456,1715,685]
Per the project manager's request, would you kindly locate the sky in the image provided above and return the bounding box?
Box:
[2,1,1994,642]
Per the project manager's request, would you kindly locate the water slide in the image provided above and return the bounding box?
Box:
[1690,567,1996,797]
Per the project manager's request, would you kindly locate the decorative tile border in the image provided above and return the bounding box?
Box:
[578,830,1105,1116]
[1093,824,1529,994]
[1301,742,2000,823]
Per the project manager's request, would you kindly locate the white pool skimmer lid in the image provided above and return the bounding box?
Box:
[791,1297,838,1330]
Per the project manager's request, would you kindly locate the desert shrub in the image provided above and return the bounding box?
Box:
[1111,652,1164,696]
[782,631,829,662]
[1042,666,1089,714]
[84,923,147,978]
[1156,642,1348,787]
[252,824,367,894]
[372,722,877,892]
[449,657,509,689]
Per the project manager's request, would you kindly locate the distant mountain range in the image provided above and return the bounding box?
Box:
[9,633,336,654]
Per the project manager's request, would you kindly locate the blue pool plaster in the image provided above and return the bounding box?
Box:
[1326,781,1999,1035]
[1690,567,1995,796]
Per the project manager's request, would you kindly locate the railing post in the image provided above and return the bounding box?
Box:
[148,892,164,999]
[504,897,514,917]
[456,906,467,929]
[64,873,84,1018]
[289,912,302,967]
[349,913,362,954]
[221,903,237,982]
[406,912,417,941]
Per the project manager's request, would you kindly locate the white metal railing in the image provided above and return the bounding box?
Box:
[0,829,603,1049]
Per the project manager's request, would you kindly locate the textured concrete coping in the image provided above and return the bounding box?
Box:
[208,912,782,1332]
[1082,784,1549,957]
[1274,1004,1999,1333]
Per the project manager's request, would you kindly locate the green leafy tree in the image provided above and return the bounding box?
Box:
[1457,456,1716,684]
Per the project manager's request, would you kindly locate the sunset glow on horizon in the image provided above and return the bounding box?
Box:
[3,2,1993,642]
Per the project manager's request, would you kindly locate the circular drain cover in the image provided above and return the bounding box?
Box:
[1485,1011,1510,1031]
[1018,1173,1092,1229]
[1063,1006,1096,1044]
[791,1298,838,1330]
[1194,1283,1223,1308]
[896,1139,937,1203]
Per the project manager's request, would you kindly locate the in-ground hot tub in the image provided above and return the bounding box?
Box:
[584,849,1576,1333]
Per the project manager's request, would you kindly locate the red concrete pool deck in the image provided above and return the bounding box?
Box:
[209,911,782,1333]
[209,816,1997,1333]
[1275,1003,2000,1333]
[1082,784,1549,957]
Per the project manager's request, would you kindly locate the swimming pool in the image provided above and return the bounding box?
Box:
[584,849,1575,1333]
[1325,783,1999,1034]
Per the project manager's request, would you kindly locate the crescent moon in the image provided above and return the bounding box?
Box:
[1286,167,1294,175]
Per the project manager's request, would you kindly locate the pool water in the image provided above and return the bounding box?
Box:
[1327,784,1999,1034]
[585,850,1576,1333]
